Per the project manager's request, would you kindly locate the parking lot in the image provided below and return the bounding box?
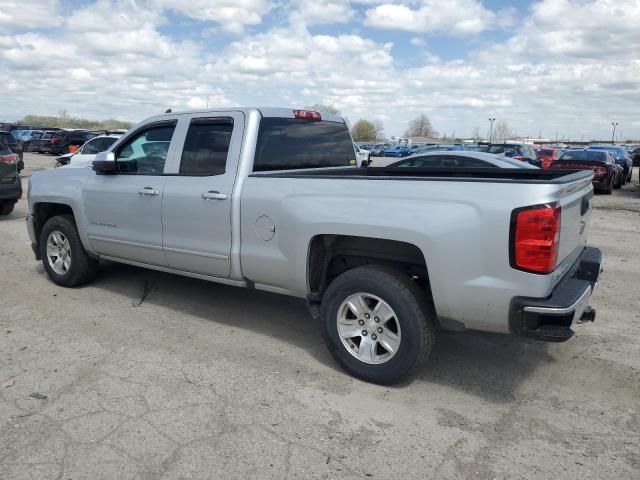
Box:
[1,152,639,479]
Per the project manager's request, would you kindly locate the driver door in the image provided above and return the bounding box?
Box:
[84,120,178,266]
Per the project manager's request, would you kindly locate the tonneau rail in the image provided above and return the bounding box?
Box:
[251,167,594,184]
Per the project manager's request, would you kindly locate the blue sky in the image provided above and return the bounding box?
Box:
[1,0,639,140]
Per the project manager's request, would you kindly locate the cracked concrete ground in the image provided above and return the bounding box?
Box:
[1,153,639,479]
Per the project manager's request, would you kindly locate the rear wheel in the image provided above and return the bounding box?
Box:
[0,202,14,215]
[40,215,99,287]
[614,173,622,189]
[320,265,435,384]
[603,176,614,194]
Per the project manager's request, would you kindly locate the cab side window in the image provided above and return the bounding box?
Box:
[179,118,233,176]
[115,123,176,175]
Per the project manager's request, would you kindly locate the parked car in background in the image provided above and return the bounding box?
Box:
[354,143,371,167]
[487,143,542,168]
[551,149,619,194]
[0,131,24,171]
[535,147,561,169]
[631,147,640,167]
[55,135,123,167]
[30,131,56,153]
[0,137,22,215]
[415,144,465,154]
[19,130,44,151]
[388,151,539,169]
[384,145,412,157]
[43,130,95,155]
[369,143,389,156]
[587,145,632,183]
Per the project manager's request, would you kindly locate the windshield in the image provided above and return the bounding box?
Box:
[487,145,519,154]
[537,149,554,156]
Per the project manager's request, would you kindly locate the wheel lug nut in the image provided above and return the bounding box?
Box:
[374,317,380,323]
[358,320,365,326]
[362,330,367,336]
[371,334,377,340]
[364,313,370,319]
[377,327,383,333]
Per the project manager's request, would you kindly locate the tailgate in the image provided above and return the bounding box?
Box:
[556,176,593,268]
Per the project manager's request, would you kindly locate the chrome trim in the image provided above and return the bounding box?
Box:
[524,284,593,322]
[164,246,229,260]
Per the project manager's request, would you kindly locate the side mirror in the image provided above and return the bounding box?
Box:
[92,151,116,173]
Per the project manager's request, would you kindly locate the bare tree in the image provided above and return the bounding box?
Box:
[373,119,384,139]
[404,114,435,138]
[492,120,514,142]
[304,103,340,115]
[472,126,481,141]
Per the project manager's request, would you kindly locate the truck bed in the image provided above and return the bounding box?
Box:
[252,167,593,184]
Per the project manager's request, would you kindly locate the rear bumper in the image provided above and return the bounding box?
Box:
[509,247,602,342]
[0,180,22,201]
[592,175,611,189]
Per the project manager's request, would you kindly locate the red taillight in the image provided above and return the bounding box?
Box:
[511,203,561,274]
[0,153,18,164]
[293,109,321,120]
[594,166,607,175]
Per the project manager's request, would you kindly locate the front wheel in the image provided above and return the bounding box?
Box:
[320,265,435,384]
[40,215,99,287]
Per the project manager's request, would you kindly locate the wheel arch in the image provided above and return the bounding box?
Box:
[32,202,94,257]
[306,234,436,319]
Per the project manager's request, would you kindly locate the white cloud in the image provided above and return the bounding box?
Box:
[289,0,355,25]
[0,0,638,140]
[150,0,271,33]
[364,0,499,35]
[0,0,62,29]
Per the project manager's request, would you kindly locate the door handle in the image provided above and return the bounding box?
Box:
[202,191,228,200]
[138,187,159,196]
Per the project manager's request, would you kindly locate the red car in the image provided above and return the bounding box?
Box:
[550,149,619,194]
[535,147,560,169]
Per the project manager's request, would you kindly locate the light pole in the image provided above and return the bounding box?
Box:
[611,122,618,144]
[488,118,495,142]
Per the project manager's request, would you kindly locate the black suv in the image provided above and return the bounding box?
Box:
[487,143,542,168]
[0,137,22,216]
[0,131,24,171]
[42,130,95,155]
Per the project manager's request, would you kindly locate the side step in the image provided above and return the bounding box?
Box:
[525,325,575,342]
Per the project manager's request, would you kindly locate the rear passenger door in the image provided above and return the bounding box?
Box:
[161,112,245,278]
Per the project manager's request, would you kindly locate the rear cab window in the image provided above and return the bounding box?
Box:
[253,117,355,172]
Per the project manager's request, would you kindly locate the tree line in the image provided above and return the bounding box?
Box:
[306,103,517,142]
[18,110,133,130]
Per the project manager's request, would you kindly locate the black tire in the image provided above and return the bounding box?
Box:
[40,214,98,287]
[0,202,14,215]
[614,173,622,189]
[320,265,435,384]
[603,177,613,194]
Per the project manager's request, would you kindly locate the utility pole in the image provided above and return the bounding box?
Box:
[488,118,495,143]
[611,122,618,144]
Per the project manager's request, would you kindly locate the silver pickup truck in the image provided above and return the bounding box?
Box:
[27,107,602,384]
